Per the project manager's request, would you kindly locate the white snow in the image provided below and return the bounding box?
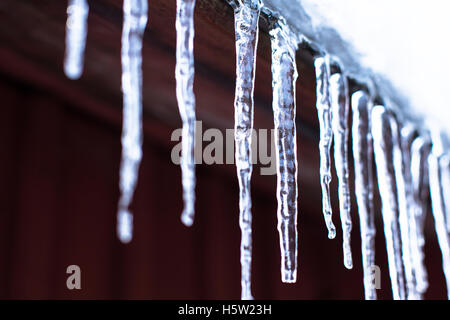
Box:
[264,0,450,149]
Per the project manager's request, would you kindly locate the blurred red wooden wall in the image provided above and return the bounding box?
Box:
[0,74,447,299]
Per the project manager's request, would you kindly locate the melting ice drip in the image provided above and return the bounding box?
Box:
[315,58,354,269]
[175,0,197,227]
[64,0,89,80]
[351,91,376,299]
[61,0,450,300]
[269,20,299,283]
[117,0,148,243]
[230,0,261,300]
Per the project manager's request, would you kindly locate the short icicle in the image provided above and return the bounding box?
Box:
[231,0,261,300]
[351,91,376,299]
[64,0,89,79]
[314,56,336,239]
[117,0,148,243]
[269,20,299,283]
[371,105,406,300]
[428,151,450,299]
[330,73,352,269]
[175,0,197,227]
[410,136,431,296]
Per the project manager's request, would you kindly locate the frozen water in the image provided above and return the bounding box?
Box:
[351,90,376,299]
[314,56,336,239]
[175,0,197,227]
[231,0,261,300]
[395,123,418,299]
[410,136,431,295]
[330,73,352,269]
[117,0,148,243]
[64,0,89,79]
[429,152,450,299]
[439,154,450,232]
[270,20,299,283]
[371,105,406,300]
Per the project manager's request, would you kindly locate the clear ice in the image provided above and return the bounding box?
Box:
[429,152,450,299]
[231,0,261,300]
[410,136,431,296]
[314,56,336,239]
[330,73,352,269]
[175,0,197,227]
[64,0,89,80]
[439,154,450,233]
[395,123,418,299]
[371,105,406,300]
[269,20,299,283]
[395,123,421,300]
[351,91,376,299]
[117,0,148,243]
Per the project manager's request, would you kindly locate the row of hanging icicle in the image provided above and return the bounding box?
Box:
[63,0,450,300]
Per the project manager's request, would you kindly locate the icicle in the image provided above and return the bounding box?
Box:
[117,0,148,243]
[398,124,420,299]
[371,105,406,300]
[439,154,450,232]
[64,0,89,80]
[269,21,299,283]
[329,73,352,269]
[410,136,431,296]
[175,0,197,227]
[230,0,261,300]
[314,56,336,239]
[351,91,376,299]
[429,152,450,299]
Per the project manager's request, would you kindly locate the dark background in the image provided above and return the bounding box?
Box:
[0,0,447,299]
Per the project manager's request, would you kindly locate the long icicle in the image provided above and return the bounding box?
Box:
[371,105,406,300]
[270,21,299,283]
[351,91,376,299]
[117,0,148,243]
[439,154,450,232]
[314,56,336,239]
[428,152,450,299]
[330,73,352,269]
[410,136,431,296]
[64,0,89,79]
[175,0,197,227]
[231,0,261,300]
[398,124,420,299]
